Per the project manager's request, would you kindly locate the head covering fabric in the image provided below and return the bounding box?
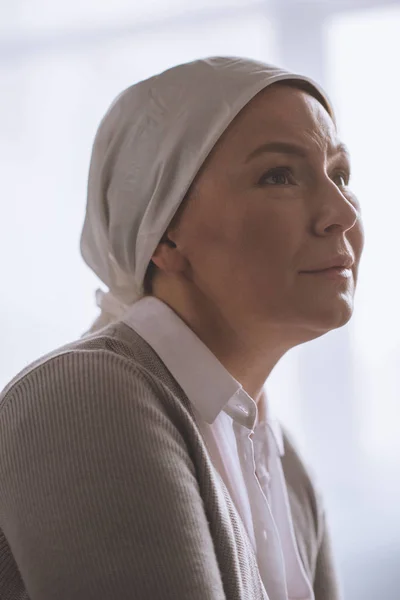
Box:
[80,56,334,337]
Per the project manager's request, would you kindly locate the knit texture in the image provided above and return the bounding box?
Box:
[0,322,341,600]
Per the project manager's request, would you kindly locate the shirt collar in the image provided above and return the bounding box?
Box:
[120,296,284,454]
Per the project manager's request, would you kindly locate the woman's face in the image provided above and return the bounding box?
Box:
[165,83,364,342]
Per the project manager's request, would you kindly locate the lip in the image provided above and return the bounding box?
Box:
[300,267,352,279]
[300,254,354,273]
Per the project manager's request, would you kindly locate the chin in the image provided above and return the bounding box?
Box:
[310,301,354,335]
[292,280,356,334]
[289,295,355,342]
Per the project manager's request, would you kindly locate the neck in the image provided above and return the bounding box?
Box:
[152,283,291,403]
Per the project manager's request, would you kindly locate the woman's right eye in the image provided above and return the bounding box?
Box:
[258,167,293,186]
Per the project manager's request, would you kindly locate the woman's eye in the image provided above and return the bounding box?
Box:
[259,168,293,186]
[332,172,349,187]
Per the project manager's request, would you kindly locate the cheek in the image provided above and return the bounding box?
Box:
[239,206,303,270]
[180,192,304,288]
[179,205,237,276]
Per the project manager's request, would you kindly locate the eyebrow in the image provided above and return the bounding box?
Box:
[245,141,350,163]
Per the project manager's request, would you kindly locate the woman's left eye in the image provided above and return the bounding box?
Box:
[258,167,293,186]
[332,172,349,187]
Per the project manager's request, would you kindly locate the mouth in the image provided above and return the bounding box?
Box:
[300,267,352,279]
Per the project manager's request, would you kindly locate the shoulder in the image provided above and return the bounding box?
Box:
[0,327,190,441]
[1,324,157,405]
[0,326,119,404]
[0,330,202,513]
[0,336,228,599]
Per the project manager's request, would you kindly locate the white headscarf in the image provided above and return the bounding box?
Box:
[80,56,334,338]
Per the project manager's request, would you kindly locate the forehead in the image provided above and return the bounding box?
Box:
[216,83,339,157]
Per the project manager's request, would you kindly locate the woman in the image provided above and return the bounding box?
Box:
[0,56,364,599]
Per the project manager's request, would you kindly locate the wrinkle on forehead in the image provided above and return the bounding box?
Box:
[198,84,343,175]
[302,95,340,156]
[259,88,344,161]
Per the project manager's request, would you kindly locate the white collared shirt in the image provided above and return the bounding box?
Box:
[121,296,314,600]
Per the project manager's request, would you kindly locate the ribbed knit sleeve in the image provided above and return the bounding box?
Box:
[0,350,227,600]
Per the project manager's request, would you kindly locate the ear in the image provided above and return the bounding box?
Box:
[150,194,191,273]
[150,231,182,273]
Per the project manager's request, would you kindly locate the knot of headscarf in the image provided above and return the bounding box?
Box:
[79,56,333,338]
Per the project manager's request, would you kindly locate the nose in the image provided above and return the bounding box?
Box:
[313,177,360,237]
